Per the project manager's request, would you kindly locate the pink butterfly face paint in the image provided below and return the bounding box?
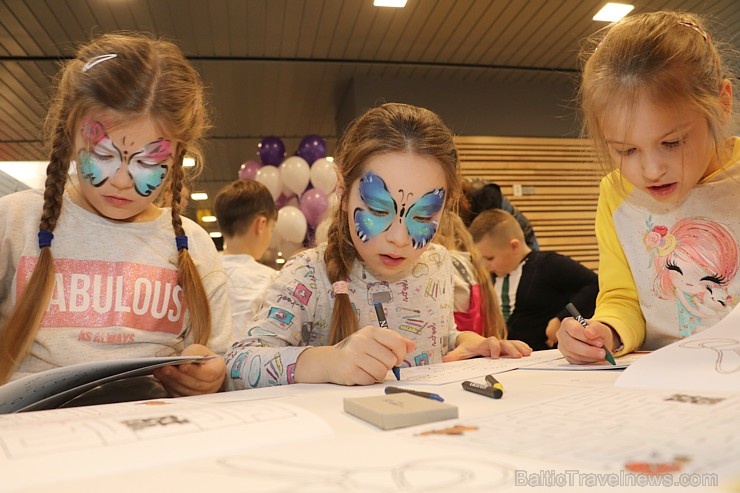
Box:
[78,119,171,197]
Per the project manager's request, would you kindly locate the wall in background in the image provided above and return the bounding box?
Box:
[337,73,581,139]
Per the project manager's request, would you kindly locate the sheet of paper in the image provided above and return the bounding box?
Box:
[405,385,740,481]
[616,304,740,391]
[520,352,649,371]
[0,397,332,493]
[14,422,734,493]
[388,350,563,384]
[6,434,598,493]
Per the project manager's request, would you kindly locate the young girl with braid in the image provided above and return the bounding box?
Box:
[224,103,531,389]
[0,33,232,396]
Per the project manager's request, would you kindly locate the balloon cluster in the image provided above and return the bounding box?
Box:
[238,135,338,258]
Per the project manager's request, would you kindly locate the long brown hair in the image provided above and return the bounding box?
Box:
[325,103,461,345]
[434,210,507,339]
[0,32,212,384]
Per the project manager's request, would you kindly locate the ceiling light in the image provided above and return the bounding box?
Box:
[374,0,407,7]
[200,215,217,223]
[183,156,196,167]
[190,192,208,201]
[593,3,634,22]
[209,231,222,238]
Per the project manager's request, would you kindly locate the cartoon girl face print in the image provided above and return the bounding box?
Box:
[78,119,171,197]
[646,216,739,336]
[353,171,445,249]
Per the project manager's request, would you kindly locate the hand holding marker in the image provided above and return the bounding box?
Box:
[565,302,616,365]
[374,301,401,380]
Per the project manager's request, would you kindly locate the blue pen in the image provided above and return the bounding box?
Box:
[385,386,444,402]
[374,301,401,380]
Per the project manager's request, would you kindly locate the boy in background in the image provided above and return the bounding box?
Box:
[469,209,598,350]
[214,179,279,338]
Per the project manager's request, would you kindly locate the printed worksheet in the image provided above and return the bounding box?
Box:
[14,418,733,493]
[520,352,649,371]
[388,350,563,385]
[0,397,332,492]
[406,385,740,480]
[4,434,593,493]
[617,304,740,392]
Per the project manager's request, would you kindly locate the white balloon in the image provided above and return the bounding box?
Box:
[280,156,310,196]
[280,181,293,198]
[310,158,338,194]
[275,205,308,244]
[255,165,282,200]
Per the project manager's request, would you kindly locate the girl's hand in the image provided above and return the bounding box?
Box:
[443,332,532,362]
[295,326,415,386]
[153,344,226,396]
[557,317,617,364]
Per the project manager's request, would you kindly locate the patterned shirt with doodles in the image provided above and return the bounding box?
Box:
[224,243,459,389]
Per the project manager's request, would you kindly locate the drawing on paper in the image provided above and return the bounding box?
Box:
[208,456,510,492]
[0,402,301,460]
[624,454,691,475]
[679,338,740,374]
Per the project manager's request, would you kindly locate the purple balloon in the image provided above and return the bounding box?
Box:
[238,160,262,180]
[300,188,329,228]
[297,134,327,165]
[275,192,295,209]
[258,136,286,165]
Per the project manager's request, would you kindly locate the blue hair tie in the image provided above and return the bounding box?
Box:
[175,235,189,251]
[38,230,54,248]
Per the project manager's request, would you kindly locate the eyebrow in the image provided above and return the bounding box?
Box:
[606,122,693,145]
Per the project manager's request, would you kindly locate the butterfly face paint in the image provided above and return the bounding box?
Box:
[78,119,171,197]
[353,171,445,249]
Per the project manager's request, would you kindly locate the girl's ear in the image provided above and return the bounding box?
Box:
[720,79,733,121]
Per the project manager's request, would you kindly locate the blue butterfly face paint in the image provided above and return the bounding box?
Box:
[353,171,445,249]
[78,119,171,197]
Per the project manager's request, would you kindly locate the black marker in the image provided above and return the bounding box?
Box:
[461,380,502,399]
[485,374,504,398]
[374,301,401,380]
[565,302,616,365]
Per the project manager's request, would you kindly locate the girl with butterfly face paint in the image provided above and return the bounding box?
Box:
[224,103,531,390]
[0,33,231,398]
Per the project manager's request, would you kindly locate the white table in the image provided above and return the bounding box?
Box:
[1,360,738,493]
